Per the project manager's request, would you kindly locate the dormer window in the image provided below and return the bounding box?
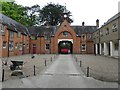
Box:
[0,24,5,36]
[63,31,68,37]
[17,32,21,38]
[9,31,14,38]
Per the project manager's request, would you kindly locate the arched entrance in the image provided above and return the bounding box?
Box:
[58,41,73,54]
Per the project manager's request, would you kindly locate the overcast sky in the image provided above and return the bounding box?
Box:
[15,0,119,27]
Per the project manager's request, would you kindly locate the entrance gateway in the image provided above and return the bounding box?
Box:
[58,39,73,54]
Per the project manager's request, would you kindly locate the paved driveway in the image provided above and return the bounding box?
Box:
[2,55,118,88]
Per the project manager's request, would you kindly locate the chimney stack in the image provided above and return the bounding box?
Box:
[96,19,99,28]
[82,22,85,27]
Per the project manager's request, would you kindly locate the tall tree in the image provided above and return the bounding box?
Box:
[40,3,73,26]
[24,5,41,26]
[0,2,41,26]
[1,2,28,26]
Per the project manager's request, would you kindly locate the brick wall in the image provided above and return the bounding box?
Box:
[1,25,30,57]
[53,20,79,54]
[0,30,2,58]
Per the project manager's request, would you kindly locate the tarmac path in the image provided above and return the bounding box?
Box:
[2,55,118,88]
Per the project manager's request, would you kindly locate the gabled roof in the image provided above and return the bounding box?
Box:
[0,13,29,35]
[28,25,97,37]
[28,26,57,37]
[72,26,97,36]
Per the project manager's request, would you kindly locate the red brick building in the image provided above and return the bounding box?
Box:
[29,19,97,54]
[0,13,97,57]
[0,14,30,58]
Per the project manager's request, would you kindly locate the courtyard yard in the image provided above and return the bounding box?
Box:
[1,54,57,81]
[0,54,118,83]
[75,54,118,82]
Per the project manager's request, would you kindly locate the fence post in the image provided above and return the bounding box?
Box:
[80,61,82,67]
[34,65,36,76]
[76,57,77,62]
[87,67,89,77]
[51,57,52,62]
[2,69,4,82]
[45,59,46,66]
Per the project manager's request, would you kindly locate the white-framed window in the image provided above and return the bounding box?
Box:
[15,43,18,49]
[17,32,21,38]
[19,42,22,50]
[82,44,86,51]
[63,31,68,37]
[45,44,49,50]
[9,31,14,38]
[0,24,5,36]
[9,41,14,51]
[82,34,86,40]
[3,41,7,48]
[112,23,117,32]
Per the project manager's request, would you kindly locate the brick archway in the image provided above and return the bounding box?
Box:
[58,41,73,54]
[53,20,77,54]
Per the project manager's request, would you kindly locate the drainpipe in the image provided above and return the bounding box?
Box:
[7,30,9,57]
[29,36,31,54]
[22,34,24,55]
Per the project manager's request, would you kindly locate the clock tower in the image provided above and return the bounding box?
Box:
[62,3,68,20]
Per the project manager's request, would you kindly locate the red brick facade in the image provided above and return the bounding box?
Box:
[52,20,79,54]
[30,20,94,54]
[0,25,30,57]
[0,15,95,57]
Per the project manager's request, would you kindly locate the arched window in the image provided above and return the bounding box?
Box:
[63,31,68,37]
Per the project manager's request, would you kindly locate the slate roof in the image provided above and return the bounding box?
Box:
[0,13,29,35]
[28,25,97,37]
[71,26,97,36]
[28,26,57,37]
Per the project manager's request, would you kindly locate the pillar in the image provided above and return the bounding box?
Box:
[99,43,102,55]
[119,40,120,51]
[95,44,98,55]
[110,41,114,56]
[104,42,108,56]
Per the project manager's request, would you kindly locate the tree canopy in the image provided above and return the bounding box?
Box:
[40,3,73,26]
[1,2,28,26]
[0,2,73,26]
